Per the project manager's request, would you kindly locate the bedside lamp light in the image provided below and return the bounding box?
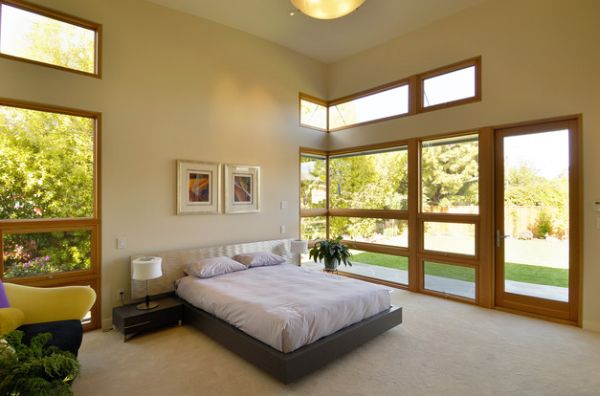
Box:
[290,240,309,266]
[132,257,162,310]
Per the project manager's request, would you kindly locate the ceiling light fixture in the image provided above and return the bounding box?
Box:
[290,0,366,20]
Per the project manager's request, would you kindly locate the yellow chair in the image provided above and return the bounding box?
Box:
[0,283,96,339]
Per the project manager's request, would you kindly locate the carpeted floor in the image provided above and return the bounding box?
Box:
[73,290,600,396]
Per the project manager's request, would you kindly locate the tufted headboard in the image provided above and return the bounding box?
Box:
[131,238,293,299]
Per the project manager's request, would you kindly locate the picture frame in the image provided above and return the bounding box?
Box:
[224,164,260,214]
[177,160,221,215]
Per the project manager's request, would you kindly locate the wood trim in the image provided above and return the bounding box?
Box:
[417,213,479,223]
[341,240,409,256]
[299,92,328,106]
[417,56,481,113]
[328,112,412,133]
[299,147,327,157]
[300,209,327,217]
[328,209,407,220]
[0,97,100,118]
[298,94,328,132]
[328,78,411,106]
[478,128,494,308]
[0,97,101,330]
[0,0,102,77]
[329,139,409,156]
[493,117,580,324]
[407,139,419,291]
[418,258,478,303]
[336,270,409,289]
[299,57,481,132]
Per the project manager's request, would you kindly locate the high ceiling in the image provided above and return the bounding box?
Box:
[145,0,489,64]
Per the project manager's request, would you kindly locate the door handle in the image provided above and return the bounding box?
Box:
[496,230,509,247]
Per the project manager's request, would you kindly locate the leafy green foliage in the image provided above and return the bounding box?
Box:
[300,216,327,241]
[421,138,479,211]
[308,236,352,270]
[0,331,80,396]
[0,106,94,278]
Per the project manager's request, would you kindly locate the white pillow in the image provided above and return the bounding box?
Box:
[186,256,247,278]
[232,252,286,268]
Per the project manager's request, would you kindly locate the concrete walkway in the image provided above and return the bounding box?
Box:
[302,260,567,302]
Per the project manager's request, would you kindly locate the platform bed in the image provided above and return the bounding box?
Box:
[132,239,404,383]
[181,299,403,383]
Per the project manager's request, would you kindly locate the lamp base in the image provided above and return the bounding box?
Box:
[136,301,159,310]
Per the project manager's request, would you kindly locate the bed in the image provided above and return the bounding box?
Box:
[132,239,403,383]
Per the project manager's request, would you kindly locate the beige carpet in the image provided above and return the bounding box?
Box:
[73,290,600,396]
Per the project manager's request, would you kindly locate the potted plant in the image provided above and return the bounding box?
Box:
[0,330,80,395]
[308,236,352,272]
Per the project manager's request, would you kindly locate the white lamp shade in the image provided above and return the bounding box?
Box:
[132,257,163,281]
[290,0,366,20]
[290,240,309,254]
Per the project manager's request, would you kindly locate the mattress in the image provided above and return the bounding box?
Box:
[176,264,391,353]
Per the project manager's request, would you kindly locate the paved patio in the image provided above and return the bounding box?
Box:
[302,260,567,301]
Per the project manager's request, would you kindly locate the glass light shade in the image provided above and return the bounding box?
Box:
[132,257,163,281]
[290,0,366,20]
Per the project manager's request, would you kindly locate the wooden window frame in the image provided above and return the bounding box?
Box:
[327,78,414,132]
[299,94,328,132]
[299,149,329,243]
[0,97,102,331]
[493,116,581,324]
[417,57,481,113]
[0,0,102,78]
[298,115,580,325]
[420,258,479,303]
[299,57,481,133]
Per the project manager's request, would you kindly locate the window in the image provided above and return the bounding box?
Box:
[0,0,101,76]
[300,95,327,131]
[330,217,408,248]
[419,58,480,111]
[421,134,479,214]
[341,250,408,285]
[0,100,100,329]
[423,222,476,256]
[423,261,476,300]
[300,151,327,241]
[329,83,409,130]
[298,57,481,132]
[300,154,327,210]
[329,147,408,210]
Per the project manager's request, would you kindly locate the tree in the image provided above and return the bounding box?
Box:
[0,17,95,277]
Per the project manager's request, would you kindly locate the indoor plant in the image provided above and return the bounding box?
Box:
[0,330,80,396]
[308,236,352,272]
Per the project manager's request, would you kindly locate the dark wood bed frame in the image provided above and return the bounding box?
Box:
[181,299,403,383]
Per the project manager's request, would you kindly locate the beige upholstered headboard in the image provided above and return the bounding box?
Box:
[131,238,293,299]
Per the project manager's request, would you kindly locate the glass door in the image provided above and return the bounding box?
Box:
[494,119,580,322]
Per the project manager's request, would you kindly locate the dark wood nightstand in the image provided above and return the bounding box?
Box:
[112,296,183,341]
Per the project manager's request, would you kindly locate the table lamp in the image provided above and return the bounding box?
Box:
[132,256,163,310]
[290,240,309,266]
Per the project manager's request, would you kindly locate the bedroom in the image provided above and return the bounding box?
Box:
[0,0,599,395]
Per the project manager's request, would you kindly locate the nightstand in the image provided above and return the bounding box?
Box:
[112,296,183,341]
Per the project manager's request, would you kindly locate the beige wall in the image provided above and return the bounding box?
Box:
[326,0,600,329]
[0,0,328,326]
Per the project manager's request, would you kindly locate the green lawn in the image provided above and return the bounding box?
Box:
[351,252,568,287]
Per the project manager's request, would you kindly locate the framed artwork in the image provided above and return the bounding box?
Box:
[177,160,221,215]
[224,164,260,214]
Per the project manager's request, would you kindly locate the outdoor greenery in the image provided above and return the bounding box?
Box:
[421,137,479,212]
[0,105,94,278]
[0,331,80,396]
[0,12,96,279]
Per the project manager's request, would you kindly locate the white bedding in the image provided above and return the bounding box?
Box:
[176,264,391,353]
